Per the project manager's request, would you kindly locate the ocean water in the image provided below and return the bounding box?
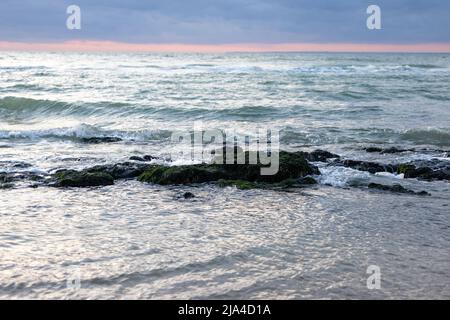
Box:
[1,52,450,299]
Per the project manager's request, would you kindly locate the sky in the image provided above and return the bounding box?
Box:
[0,0,450,52]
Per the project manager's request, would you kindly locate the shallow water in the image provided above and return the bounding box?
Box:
[1,52,450,299]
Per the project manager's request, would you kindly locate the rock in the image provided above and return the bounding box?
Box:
[139,164,225,185]
[129,155,158,162]
[339,158,450,181]
[53,170,114,187]
[143,155,158,161]
[397,163,450,181]
[364,146,414,154]
[139,150,319,186]
[365,147,383,153]
[0,173,12,184]
[86,162,149,179]
[303,150,340,162]
[336,157,450,182]
[368,183,430,196]
[397,164,432,179]
[80,137,122,144]
[341,160,397,174]
[0,172,45,184]
[212,146,245,164]
[0,183,14,189]
[298,176,318,185]
[183,192,195,199]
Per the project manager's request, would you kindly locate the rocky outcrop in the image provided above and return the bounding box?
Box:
[368,183,430,196]
[138,150,319,186]
[301,150,340,162]
[85,162,150,180]
[53,170,114,187]
[129,155,158,162]
[364,146,414,154]
[397,163,450,181]
[340,159,397,174]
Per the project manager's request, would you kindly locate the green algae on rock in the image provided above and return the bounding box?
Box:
[139,151,319,186]
[53,170,114,188]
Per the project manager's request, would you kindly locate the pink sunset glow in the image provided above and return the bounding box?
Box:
[1,41,450,53]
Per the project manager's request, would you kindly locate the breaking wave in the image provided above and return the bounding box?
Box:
[0,123,172,142]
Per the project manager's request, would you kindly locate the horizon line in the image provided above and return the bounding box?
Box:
[1,41,450,53]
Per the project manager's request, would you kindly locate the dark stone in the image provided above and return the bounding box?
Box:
[139,150,319,186]
[53,170,114,187]
[341,160,397,174]
[339,157,450,181]
[143,155,158,161]
[129,155,158,162]
[364,146,414,154]
[365,147,383,153]
[183,192,195,199]
[368,183,430,196]
[0,172,45,184]
[303,150,340,162]
[86,162,150,179]
[139,165,225,185]
[397,163,450,181]
[0,183,14,189]
[80,137,122,144]
[0,173,12,183]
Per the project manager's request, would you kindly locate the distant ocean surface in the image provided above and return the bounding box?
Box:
[1,52,450,299]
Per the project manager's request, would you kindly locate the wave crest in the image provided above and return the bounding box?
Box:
[0,123,172,142]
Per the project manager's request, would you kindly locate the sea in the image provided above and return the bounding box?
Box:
[1,52,449,299]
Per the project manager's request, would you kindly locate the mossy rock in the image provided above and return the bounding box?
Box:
[139,165,226,185]
[139,150,319,186]
[54,170,114,188]
[397,164,416,175]
[397,164,435,180]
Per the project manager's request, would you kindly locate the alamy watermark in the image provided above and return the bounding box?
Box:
[66,5,81,30]
[66,5,381,32]
[366,265,381,290]
[367,5,382,30]
[170,121,280,175]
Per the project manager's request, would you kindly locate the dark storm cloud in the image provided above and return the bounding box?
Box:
[0,0,449,43]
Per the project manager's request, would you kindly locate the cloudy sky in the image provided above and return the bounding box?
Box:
[0,0,449,51]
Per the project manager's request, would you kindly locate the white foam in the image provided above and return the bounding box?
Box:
[317,166,371,187]
[375,172,405,179]
[0,123,170,142]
